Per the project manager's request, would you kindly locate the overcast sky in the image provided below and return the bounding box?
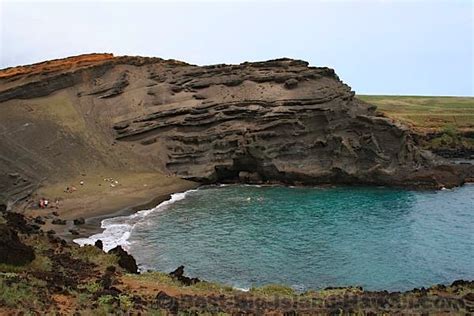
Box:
[1,0,472,96]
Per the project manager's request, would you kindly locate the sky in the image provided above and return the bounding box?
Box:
[0,0,472,96]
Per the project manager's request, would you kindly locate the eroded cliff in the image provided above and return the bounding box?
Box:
[0,54,470,203]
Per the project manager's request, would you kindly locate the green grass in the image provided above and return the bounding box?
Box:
[70,245,118,268]
[0,277,45,309]
[250,284,296,297]
[357,95,474,132]
[128,271,235,294]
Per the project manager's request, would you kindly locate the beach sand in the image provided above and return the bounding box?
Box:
[20,170,198,240]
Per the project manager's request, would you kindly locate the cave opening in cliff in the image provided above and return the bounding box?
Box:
[212,155,285,184]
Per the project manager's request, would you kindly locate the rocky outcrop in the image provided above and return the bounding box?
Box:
[0,53,471,202]
[169,265,201,286]
[109,57,468,188]
[109,245,139,274]
[0,224,35,265]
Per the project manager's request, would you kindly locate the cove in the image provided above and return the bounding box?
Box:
[124,185,473,291]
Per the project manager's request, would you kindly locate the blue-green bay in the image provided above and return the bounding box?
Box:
[127,185,474,291]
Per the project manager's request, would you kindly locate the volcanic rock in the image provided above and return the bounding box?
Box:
[94,239,104,250]
[73,217,85,225]
[108,245,138,274]
[0,224,35,265]
[34,216,46,225]
[69,229,79,235]
[155,291,179,313]
[169,265,200,285]
[4,211,38,234]
[52,218,67,225]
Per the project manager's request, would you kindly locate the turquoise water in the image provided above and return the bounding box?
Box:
[127,185,474,291]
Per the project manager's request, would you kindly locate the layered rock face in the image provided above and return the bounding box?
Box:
[106,58,464,187]
[0,54,470,202]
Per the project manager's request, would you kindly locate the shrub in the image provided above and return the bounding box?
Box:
[0,278,41,308]
[119,294,134,310]
[0,263,27,273]
[78,281,102,294]
[29,255,52,272]
[442,124,459,138]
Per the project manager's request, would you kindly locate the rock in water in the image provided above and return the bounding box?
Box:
[0,224,35,265]
[108,245,138,274]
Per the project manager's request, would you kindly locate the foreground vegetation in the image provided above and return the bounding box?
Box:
[0,210,473,315]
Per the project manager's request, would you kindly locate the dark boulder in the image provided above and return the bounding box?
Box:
[169,265,200,286]
[34,216,45,225]
[94,239,104,250]
[451,280,472,287]
[52,218,67,225]
[0,224,35,265]
[69,229,79,236]
[4,211,37,234]
[73,217,85,225]
[155,291,179,313]
[108,245,138,274]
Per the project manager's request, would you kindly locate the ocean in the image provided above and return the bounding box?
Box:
[75,184,474,292]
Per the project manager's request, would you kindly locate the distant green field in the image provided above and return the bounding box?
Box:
[357,95,474,132]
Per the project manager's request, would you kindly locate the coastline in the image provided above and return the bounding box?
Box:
[20,171,199,242]
[65,192,182,242]
[73,187,200,251]
[68,180,474,247]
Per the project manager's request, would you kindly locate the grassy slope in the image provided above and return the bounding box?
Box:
[1,224,472,315]
[357,95,474,132]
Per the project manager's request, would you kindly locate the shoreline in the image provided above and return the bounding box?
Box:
[67,180,474,246]
[61,192,176,242]
[72,188,200,251]
[19,171,199,242]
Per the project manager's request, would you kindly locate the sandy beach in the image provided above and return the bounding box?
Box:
[19,170,198,240]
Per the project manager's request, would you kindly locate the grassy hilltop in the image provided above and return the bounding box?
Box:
[358,95,474,133]
[358,95,474,157]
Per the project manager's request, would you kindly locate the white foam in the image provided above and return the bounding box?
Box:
[73,189,198,252]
